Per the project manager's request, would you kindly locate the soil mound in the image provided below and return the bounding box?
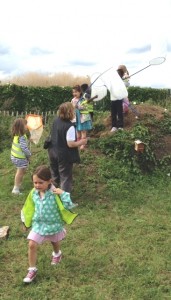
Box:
[103,103,167,132]
[93,103,171,159]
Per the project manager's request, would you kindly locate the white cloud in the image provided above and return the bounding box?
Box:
[0,0,170,88]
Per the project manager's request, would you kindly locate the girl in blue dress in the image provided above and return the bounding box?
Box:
[76,85,92,150]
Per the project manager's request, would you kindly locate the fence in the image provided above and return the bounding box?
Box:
[0,110,56,125]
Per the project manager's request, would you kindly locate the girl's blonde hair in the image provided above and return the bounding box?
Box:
[11,118,27,137]
[58,102,75,120]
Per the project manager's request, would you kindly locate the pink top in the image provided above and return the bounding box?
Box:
[71,97,79,107]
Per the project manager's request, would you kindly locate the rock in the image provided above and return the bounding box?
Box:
[0,226,10,239]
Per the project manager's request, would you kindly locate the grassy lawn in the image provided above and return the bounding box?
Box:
[1,139,171,300]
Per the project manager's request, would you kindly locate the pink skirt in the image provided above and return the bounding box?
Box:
[27,229,66,244]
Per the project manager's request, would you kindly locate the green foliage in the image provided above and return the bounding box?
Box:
[94,90,111,111]
[0,116,14,151]
[90,112,107,134]
[128,86,169,104]
[0,84,72,112]
[90,124,157,174]
[157,112,171,134]
[0,84,170,112]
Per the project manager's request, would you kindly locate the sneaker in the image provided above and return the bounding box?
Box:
[110,127,117,132]
[118,128,124,130]
[51,251,62,265]
[23,268,37,283]
[12,189,22,195]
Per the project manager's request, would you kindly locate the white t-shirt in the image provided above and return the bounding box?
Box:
[66,126,76,141]
[102,69,128,100]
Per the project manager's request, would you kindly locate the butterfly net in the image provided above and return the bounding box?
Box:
[25,114,43,144]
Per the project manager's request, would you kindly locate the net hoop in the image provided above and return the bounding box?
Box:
[25,114,43,130]
[149,56,166,65]
[90,72,106,87]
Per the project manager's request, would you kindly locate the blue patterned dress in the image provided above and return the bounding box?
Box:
[76,98,92,131]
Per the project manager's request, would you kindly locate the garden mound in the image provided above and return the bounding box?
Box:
[92,103,171,160]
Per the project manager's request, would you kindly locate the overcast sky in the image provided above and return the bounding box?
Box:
[0,0,171,88]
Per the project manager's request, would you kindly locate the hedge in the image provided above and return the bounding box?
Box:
[0,84,170,112]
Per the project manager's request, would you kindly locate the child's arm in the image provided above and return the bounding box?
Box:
[53,188,78,209]
[19,136,31,158]
[122,74,130,80]
[71,98,78,108]
[21,211,29,232]
[52,187,64,195]
[123,73,130,87]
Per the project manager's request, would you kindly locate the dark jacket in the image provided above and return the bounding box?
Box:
[49,117,80,163]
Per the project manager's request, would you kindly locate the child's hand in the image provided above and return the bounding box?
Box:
[123,74,130,79]
[81,138,87,145]
[53,188,64,195]
[22,223,28,232]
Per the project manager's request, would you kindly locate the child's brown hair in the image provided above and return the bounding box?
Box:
[117,69,125,78]
[72,85,82,93]
[32,165,52,181]
[117,65,129,75]
[11,118,27,137]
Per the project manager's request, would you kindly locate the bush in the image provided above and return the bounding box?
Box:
[0,84,170,112]
[0,116,14,152]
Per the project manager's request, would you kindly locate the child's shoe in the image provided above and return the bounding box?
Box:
[23,268,37,283]
[51,250,62,265]
[110,127,117,132]
[12,187,22,195]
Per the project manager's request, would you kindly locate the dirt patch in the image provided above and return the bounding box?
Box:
[155,135,171,160]
[91,103,171,159]
[91,103,167,138]
[103,103,167,131]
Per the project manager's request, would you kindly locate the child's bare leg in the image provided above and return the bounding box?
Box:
[77,130,81,140]
[23,240,38,283]
[80,131,87,150]
[81,130,87,139]
[28,240,38,267]
[51,241,60,254]
[14,167,27,187]
[51,241,62,264]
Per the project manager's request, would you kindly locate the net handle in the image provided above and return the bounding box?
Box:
[89,66,113,88]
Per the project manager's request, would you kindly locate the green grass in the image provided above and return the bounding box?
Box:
[1,135,171,299]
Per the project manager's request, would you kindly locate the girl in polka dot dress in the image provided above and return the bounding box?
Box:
[21,165,78,283]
